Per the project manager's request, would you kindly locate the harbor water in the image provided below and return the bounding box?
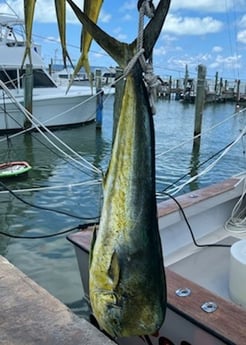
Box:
[0,95,245,317]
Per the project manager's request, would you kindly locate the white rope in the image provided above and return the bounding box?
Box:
[0,86,106,142]
[0,179,102,195]
[0,80,102,176]
[156,124,246,197]
[156,107,246,158]
[224,177,246,233]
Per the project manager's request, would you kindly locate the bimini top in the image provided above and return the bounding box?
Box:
[0,12,44,68]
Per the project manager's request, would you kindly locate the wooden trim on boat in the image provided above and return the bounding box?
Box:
[68,229,93,254]
[67,229,246,344]
[158,178,240,218]
[166,268,246,345]
[68,178,242,253]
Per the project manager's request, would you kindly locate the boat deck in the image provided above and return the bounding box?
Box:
[67,176,246,344]
[166,267,246,345]
[169,235,238,300]
[0,255,116,345]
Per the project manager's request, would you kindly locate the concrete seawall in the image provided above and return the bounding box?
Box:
[0,255,116,345]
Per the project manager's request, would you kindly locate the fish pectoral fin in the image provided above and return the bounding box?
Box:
[89,224,97,267]
[108,250,120,289]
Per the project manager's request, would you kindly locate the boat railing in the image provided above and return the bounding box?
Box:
[0,68,20,90]
[0,14,25,46]
[0,79,28,123]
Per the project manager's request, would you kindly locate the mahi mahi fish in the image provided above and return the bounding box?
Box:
[67,0,171,338]
[54,0,73,68]
[67,0,103,91]
[22,0,36,68]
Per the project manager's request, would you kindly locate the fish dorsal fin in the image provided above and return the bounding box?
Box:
[108,250,120,289]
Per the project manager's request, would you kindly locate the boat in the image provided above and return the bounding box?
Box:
[0,13,97,135]
[0,161,32,178]
[67,174,246,344]
[52,67,88,86]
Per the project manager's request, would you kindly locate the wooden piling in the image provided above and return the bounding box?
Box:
[95,69,103,129]
[23,64,33,129]
[214,72,218,93]
[168,76,172,100]
[236,79,241,104]
[192,64,206,155]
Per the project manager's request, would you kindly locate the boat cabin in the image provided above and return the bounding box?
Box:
[0,14,57,91]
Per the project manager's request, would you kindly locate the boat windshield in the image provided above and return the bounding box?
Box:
[0,69,57,89]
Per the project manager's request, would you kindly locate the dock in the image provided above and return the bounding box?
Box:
[156,66,246,104]
[0,255,116,345]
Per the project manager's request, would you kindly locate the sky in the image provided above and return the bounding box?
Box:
[1,0,246,82]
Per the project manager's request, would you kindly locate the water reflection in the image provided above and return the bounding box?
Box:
[0,97,245,316]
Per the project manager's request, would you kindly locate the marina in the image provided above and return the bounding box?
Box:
[1,0,246,344]
[0,13,97,134]
[0,97,245,310]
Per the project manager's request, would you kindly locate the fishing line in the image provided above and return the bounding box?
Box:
[156,107,246,159]
[162,191,231,248]
[0,80,102,177]
[164,125,246,196]
[0,105,100,179]
[0,222,97,239]
[158,139,236,194]
[0,180,100,221]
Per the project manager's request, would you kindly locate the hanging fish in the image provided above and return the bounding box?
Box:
[54,0,73,68]
[67,0,103,91]
[22,0,36,68]
[67,0,170,338]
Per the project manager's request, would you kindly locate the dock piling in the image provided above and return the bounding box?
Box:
[96,69,103,129]
[23,64,33,129]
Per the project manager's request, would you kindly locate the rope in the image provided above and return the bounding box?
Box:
[123,0,159,114]
[156,107,246,158]
[0,80,102,176]
[158,124,246,196]
[225,176,246,233]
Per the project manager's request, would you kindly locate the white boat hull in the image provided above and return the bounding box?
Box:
[68,176,246,345]
[0,87,97,134]
[0,17,97,134]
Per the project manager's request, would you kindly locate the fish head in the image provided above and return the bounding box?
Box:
[91,290,123,338]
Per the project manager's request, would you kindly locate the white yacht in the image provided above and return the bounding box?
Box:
[0,13,97,134]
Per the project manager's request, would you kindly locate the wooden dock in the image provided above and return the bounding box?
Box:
[156,68,246,104]
[0,255,116,345]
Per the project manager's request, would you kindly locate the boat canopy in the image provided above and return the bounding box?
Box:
[0,69,57,89]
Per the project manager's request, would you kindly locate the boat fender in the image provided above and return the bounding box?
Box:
[229,239,246,307]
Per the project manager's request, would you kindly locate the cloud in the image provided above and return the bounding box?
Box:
[99,10,112,24]
[164,14,223,35]
[237,30,246,44]
[169,0,244,13]
[122,14,133,21]
[209,54,242,70]
[0,0,110,24]
[212,46,223,53]
[238,15,246,28]
[119,1,136,11]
